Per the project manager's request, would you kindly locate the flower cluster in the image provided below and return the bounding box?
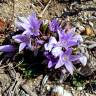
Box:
[44,25,84,74]
[0,12,87,75]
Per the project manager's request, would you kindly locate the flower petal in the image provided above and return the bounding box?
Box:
[18,12,41,37]
[49,19,59,32]
[28,12,37,24]
[19,43,26,52]
[23,30,33,36]
[28,13,41,32]
[44,43,49,51]
[33,29,40,36]
[20,23,30,30]
[69,54,80,61]
[27,40,32,50]
[12,34,30,43]
[12,35,23,43]
[67,41,77,47]
[64,61,74,75]
[55,56,64,69]
[52,47,62,57]
[49,36,57,45]
[0,45,15,52]
[48,60,54,68]
[44,36,57,51]
[64,27,76,40]
[65,48,72,56]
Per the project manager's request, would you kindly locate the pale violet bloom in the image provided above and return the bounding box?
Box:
[44,25,85,74]
[55,48,80,74]
[57,28,78,49]
[44,31,79,57]
[18,12,41,36]
[44,36,81,74]
[44,36,57,52]
[12,34,32,52]
[44,51,58,68]
[44,36,63,57]
[51,46,62,57]
[45,48,80,74]
[49,19,60,32]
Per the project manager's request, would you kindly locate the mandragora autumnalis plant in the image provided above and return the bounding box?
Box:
[0,12,87,76]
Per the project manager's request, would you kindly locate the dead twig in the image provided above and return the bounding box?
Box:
[20,83,37,96]
[7,63,16,80]
[84,40,96,44]
[0,64,10,69]
[88,44,96,49]
[39,0,51,17]
[37,0,44,8]
[31,3,38,14]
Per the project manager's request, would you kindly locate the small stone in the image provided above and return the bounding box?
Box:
[42,75,49,86]
[89,21,94,28]
[51,85,64,96]
[77,86,84,91]
[45,84,51,91]
[51,85,72,96]
[79,26,85,32]
[63,90,72,96]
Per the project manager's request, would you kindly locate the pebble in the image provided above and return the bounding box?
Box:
[77,86,84,91]
[51,85,72,96]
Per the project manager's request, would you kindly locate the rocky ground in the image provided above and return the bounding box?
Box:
[0,0,96,96]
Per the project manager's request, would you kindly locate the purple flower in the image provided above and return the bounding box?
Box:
[44,33,78,57]
[44,52,58,68]
[45,36,64,57]
[0,45,16,52]
[51,46,62,57]
[44,36,57,52]
[49,19,60,32]
[12,34,32,52]
[55,48,80,74]
[44,28,81,53]
[45,48,80,74]
[57,28,78,49]
[44,27,84,74]
[21,12,41,36]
